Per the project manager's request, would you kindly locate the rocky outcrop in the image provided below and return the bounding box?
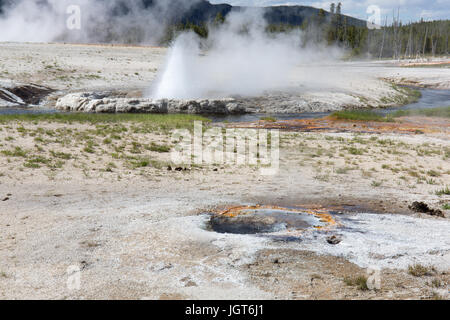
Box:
[0,81,53,107]
[55,92,246,114]
[55,91,353,115]
[409,201,445,218]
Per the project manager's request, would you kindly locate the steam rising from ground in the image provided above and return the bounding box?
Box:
[0,0,200,43]
[0,1,346,100]
[150,9,344,99]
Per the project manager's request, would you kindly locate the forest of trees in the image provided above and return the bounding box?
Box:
[164,2,450,59]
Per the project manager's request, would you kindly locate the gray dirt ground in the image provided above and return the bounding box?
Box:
[0,43,449,300]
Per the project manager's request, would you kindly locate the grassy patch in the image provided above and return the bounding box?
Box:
[386,84,422,105]
[0,113,210,131]
[259,116,277,122]
[335,167,351,174]
[435,186,450,196]
[83,141,96,154]
[392,106,450,118]
[408,264,435,277]
[50,151,73,160]
[429,278,443,288]
[371,181,382,187]
[1,147,27,157]
[347,147,365,155]
[331,110,394,122]
[343,276,369,291]
[146,142,171,153]
[332,104,450,124]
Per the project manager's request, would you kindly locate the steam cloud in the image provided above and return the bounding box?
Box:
[150,8,344,99]
[0,0,201,43]
[0,0,345,100]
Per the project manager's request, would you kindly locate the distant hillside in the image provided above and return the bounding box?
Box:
[152,0,367,27]
[0,0,367,27]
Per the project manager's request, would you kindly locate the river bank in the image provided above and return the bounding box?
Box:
[1,43,449,114]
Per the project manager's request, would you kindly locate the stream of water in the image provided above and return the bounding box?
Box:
[209,88,450,122]
[0,88,449,120]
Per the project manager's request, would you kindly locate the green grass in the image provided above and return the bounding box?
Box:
[435,186,450,196]
[429,278,443,288]
[259,116,277,122]
[332,106,450,122]
[408,264,435,277]
[343,276,369,291]
[50,151,73,160]
[442,203,450,210]
[0,113,210,130]
[147,142,171,153]
[392,106,450,118]
[347,147,365,155]
[388,84,422,105]
[331,110,394,122]
[335,167,351,174]
[1,147,27,157]
[371,181,382,187]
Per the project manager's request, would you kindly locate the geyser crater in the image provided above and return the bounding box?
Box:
[207,205,337,235]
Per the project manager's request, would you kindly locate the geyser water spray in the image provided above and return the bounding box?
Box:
[149,9,344,100]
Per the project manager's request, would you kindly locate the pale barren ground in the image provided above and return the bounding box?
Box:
[0,120,448,300]
[1,43,449,109]
[0,43,165,95]
[0,43,449,300]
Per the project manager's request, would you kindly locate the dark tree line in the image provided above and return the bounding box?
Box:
[369,19,450,59]
[287,3,449,58]
[161,3,449,59]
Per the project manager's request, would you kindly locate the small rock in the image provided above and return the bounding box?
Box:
[409,201,444,218]
[175,167,183,171]
[167,166,172,171]
[2,197,9,202]
[327,235,342,245]
[184,280,197,287]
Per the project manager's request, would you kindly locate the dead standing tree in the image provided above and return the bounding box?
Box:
[404,22,413,59]
[392,8,401,60]
[379,16,388,59]
[422,25,428,58]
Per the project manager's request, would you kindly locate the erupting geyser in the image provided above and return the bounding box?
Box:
[148,9,314,100]
[151,33,206,99]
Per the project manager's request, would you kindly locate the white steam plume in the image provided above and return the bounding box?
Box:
[150,8,344,99]
[0,0,201,44]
